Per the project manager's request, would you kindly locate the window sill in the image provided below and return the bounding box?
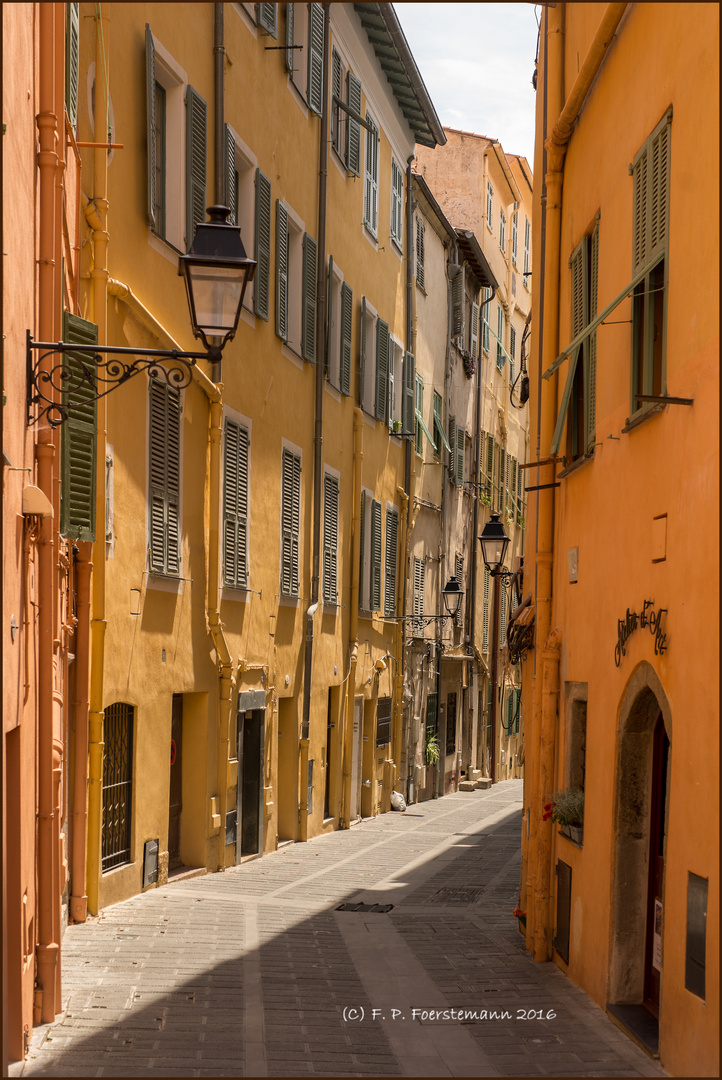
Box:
[363,223,379,250]
[622,403,665,433]
[557,452,594,480]
[288,77,310,119]
[148,229,185,265]
[281,343,304,369]
[390,237,403,260]
[221,586,250,603]
[415,280,427,296]
[278,593,300,608]
[146,573,183,595]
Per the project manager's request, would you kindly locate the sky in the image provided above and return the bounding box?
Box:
[394,3,540,165]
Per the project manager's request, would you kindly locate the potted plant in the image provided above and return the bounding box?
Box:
[392,419,401,433]
[425,731,440,766]
[543,787,584,844]
[460,349,476,379]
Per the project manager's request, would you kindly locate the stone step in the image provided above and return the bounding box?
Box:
[475,778,492,789]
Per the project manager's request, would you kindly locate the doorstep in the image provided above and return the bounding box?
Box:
[606,1002,660,1058]
[166,865,207,885]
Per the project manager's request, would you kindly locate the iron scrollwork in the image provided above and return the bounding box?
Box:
[27,332,206,427]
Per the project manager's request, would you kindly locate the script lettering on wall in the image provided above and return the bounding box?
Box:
[614,600,667,667]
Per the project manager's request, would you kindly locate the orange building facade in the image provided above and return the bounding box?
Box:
[522,3,718,1075]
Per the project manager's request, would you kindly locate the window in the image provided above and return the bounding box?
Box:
[630,111,671,420]
[331,49,344,157]
[482,565,490,652]
[102,703,134,872]
[523,216,531,278]
[358,298,390,420]
[388,337,403,430]
[223,418,249,589]
[486,180,493,231]
[390,160,403,250]
[254,167,272,319]
[426,692,438,738]
[402,350,415,436]
[275,201,317,360]
[499,574,507,648]
[446,692,457,755]
[384,506,398,617]
[359,491,382,612]
[496,304,505,370]
[225,129,269,318]
[448,417,465,486]
[65,2,79,131]
[149,376,181,576]
[280,448,301,597]
[496,445,506,514]
[326,259,352,395]
[433,391,442,460]
[363,113,379,237]
[482,288,491,353]
[483,432,494,501]
[286,3,325,116]
[454,554,464,629]
[510,325,516,384]
[451,265,465,345]
[415,216,425,290]
[60,312,98,541]
[470,301,479,360]
[414,374,423,456]
[376,697,392,747]
[412,556,425,636]
[512,209,518,266]
[500,209,506,254]
[322,473,339,604]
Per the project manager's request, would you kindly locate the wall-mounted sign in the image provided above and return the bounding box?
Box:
[170,739,177,766]
[614,600,667,667]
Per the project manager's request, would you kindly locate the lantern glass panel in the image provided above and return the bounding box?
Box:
[187,264,245,335]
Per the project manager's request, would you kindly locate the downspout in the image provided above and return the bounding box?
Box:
[530,1,627,962]
[35,0,61,1022]
[69,545,92,924]
[214,4,224,204]
[341,408,364,826]
[86,2,111,920]
[300,2,330,843]
[391,484,408,781]
[401,155,415,797]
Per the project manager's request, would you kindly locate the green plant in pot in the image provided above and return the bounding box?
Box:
[425,731,440,766]
[543,787,584,843]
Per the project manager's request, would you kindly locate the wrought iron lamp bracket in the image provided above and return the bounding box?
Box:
[27,333,207,427]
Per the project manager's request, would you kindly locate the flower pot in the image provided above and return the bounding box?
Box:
[569,825,583,844]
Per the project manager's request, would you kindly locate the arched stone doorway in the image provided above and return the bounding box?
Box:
[608,662,672,1016]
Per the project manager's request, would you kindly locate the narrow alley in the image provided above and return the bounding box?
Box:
[14,783,666,1078]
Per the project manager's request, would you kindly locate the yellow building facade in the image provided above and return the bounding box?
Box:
[523,4,718,1075]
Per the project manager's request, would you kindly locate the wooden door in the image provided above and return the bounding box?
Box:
[644,713,669,1015]
[168,694,183,870]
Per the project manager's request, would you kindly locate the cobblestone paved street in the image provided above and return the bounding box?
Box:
[12,781,667,1078]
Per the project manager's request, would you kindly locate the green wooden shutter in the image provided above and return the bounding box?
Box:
[322,474,339,603]
[482,566,490,652]
[370,499,382,610]
[358,489,366,610]
[149,377,181,576]
[223,419,249,588]
[451,265,464,341]
[433,391,442,459]
[340,282,353,395]
[470,301,479,358]
[587,221,599,454]
[307,4,325,116]
[331,49,343,155]
[497,447,506,513]
[632,144,649,273]
[254,169,271,320]
[484,433,494,499]
[448,415,456,483]
[364,116,378,235]
[384,508,398,618]
[375,318,389,421]
[514,688,521,735]
[416,217,425,289]
[412,556,424,635]
[281,449,300,595]
[225,125,237,224]
[346,71,362,175]
[60,313,98,541]
[185,85,207,249]
[325,255,334,379]
[66,3,80,131]
[257,3,277,37]
[455,423,465,487]
[506,689,513,733]
[302,233,317,361]
[649,117,671,261]
[551,235,589,454]
[285,2,295,72]
[499,577,507,648]
[454,553,464,628]
[275,200,288,340]
[358,296,367,409]
[402,351,415,435]
[145,24,156,229]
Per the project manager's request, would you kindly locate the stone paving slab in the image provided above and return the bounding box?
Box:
[11,781,668,1078]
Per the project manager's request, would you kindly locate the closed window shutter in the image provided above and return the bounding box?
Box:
[482,289,491,352]
[433,391,442,459]
[66,3,80,131]
[358,296,367,409]
[505,453,511,514]
[496,304,504,366]
[223,419,249,588]
[322,474,339,603]
[470,301,479,358]
[510,325,516,361]
[275,200,288,340]
[285,2,295,72]
[485,433,494,499]
[514,688,521,735]
[507,689,513,732]
[412,557,425,635]
[340,282,353,395]
[145,24,157,229]
[402,351,415,435]
[60,312,98,541]
[448,415,456,483]
[649,118,670,261]
[257,3,277,37]
[524,217,530,274]
[185,86,207,250]
[302,232,317,361]
[370,499,382,610]
[455,553,464,628]
[254,169,271,320]
[149,377,181,576]
[346,71,362,175]
[499,577,507,648]
[307,3,324,116]
[281,449,301,596]
[482,566,490,652]
[512,211,518,265]
[551,235,588,455]
[455,424,465,487]
[632,145,649,273]
[391,161,403,246]
[358,490,366,610]
[451,266,465,341]
[497,447,506,513]
[225,126,237,224]
[375,318,389,421]
[587,222,599,453]
[364,117,378,234]
[416,218,425,289]
[384,508,398,618]
[510,457,517,516]
[331,50,342,154]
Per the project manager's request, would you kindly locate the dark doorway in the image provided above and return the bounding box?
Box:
[168,694,183,871]
[644,712,668,1016]
[324,688,333,820]
[237,709,264,859]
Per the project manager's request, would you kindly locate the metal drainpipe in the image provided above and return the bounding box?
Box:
[300,2,330,842]
[402,155,415,797]
[341,409,364,826]
[211,3,225,384]
[69,544,92,924]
